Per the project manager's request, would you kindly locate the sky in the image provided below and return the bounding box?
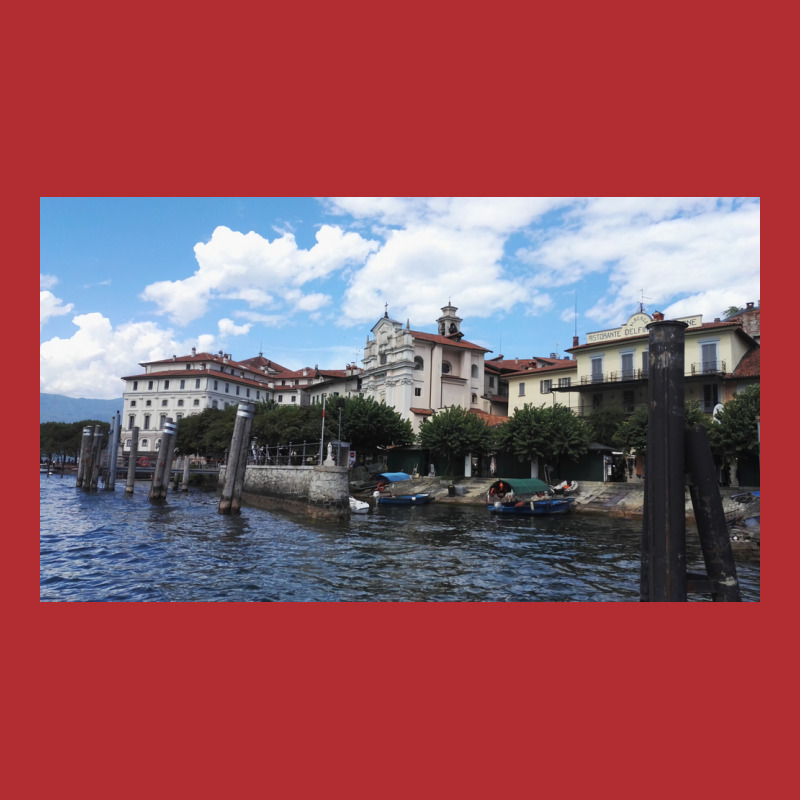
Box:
[40,197,760,400]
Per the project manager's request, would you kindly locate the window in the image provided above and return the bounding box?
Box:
[442,362,451,374]
[160,414,167,429]
[471,393,478,403]
[471,365,478,379]
[214,381,218,390]
[125,439,131,449]
[146,400,152,407]
[235,385,240,395]
[414,356,424,370]
[133,381,138,391]
[703,384,719,412]
[592,393,603,409]
[140,439,149,449]
[128,415,135,429]
[178,399,184,407]
[130,400,136,407]
[540,379,552,394]
[642,350,649,374]
[148,380,154,390]
[193,399,199,406]
[161,399,168,406]
[212,400,218,409]
[519,382,526,397]
[256,391,260,400]
[558,377,571,389]
[623,390,635,413]
[621,352,634,380]
[278,395,283,403]
[488,376,495,388]
[415,387,422,397]
[246,388,250,397]
[195,379,200,389]
[143,415,150,430]
[186,365,191,370]
[591,357,603,383]
[176,413,183,421]
[379,354,387,365]
[164,380,170,389]
[225,383,230,393]
[701,341,719,373]
[180,379,185,390]
[291,396,296,403]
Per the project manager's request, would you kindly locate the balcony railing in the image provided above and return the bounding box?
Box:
[690,360,727,376]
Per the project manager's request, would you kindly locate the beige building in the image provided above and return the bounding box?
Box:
[505,360,580,416]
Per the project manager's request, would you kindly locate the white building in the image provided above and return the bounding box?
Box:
[120,349,275,456]
[361,303,491,432]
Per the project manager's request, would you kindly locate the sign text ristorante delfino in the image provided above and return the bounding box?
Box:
[585,313,703,344]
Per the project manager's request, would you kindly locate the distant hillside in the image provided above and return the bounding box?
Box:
[40,394,124,424]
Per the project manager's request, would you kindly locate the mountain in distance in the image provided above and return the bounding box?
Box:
[40,393,124,424]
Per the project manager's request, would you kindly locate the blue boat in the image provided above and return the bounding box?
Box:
[377,493,432,506]
[486,478,576,516]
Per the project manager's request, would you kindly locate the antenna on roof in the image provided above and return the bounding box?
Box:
[639,290,651,314]
[574,290,578,338]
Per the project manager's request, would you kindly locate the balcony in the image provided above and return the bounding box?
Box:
[690,360,727,376]
[579,369,646,385]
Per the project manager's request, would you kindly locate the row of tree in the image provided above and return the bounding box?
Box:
[40,385,759,476]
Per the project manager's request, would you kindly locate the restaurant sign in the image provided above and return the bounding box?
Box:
[586,312,703,344]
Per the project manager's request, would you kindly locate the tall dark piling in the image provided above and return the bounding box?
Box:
[685,425,741,601]
[161,425,179,496]
[88,425,103,492]
[125,426,139,494]
[148,419,176,502]
[106,412,120,490]
[219,403,255,514]
[640,320,689,602]
[75,426,93,488]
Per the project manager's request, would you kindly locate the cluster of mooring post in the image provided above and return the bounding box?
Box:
[219,403,255,514]
[148,419,178,502]
[640,320,741,601]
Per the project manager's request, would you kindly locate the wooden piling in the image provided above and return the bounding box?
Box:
[219,403,255,514]
[148,419,175,502]
[75,426,93,488]
[640,320,689,602]
[181,455,191,491]
[160,426,179,497]
[106,412,120,490]
[88,425,103,492]
[685,425,742,601]
[125,427,139,493]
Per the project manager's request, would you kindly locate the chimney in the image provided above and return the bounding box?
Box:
[191,347,196,356]
[572,336,579,347]
[746,302,754,310]
[653,311,664,321]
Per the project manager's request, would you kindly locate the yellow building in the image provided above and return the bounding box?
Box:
[557,307,760,417]
[505,360,579,416]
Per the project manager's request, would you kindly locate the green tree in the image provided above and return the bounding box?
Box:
[40,420,110,462]
[613,400,716,455]
[497,403,590,470]
[585,407,625,446]
[340,397,414,452]
[417,406,494,475]
[174,406,237,459]
[708,385,760,464]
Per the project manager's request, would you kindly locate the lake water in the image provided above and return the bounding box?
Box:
[39,474,760,602]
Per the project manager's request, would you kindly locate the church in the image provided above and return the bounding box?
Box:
[360,303,491,432]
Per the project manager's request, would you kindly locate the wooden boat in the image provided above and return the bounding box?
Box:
[488,497,575,515]
[486,477,576,516]
[377,493,432,506]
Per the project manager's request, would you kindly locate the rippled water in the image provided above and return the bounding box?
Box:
[40,474,760,602]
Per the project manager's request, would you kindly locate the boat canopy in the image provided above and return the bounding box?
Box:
[489,477,550,495]
[378,472,412,482]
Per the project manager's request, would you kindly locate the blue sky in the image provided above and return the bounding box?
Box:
[40,197,760,399]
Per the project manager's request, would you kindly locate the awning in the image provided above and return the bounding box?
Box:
[379,472,411,482]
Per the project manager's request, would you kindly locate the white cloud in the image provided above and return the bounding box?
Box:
[40,313,217,399]
[40,274,59,291]
[218,318,252,337]
[40,290,74,328]
[140,224,378,325]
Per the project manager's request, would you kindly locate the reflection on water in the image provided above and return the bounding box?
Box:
[40,475,760,602]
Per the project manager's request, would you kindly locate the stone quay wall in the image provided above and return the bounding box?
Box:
[219,464,350,520]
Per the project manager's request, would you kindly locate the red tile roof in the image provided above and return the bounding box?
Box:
[503,361,577,378]
[733,347,760,378]
[470,408,508,427]
[409,330,491,352]
[410,407,434,416]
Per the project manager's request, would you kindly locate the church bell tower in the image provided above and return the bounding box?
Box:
[437,302,463,342]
